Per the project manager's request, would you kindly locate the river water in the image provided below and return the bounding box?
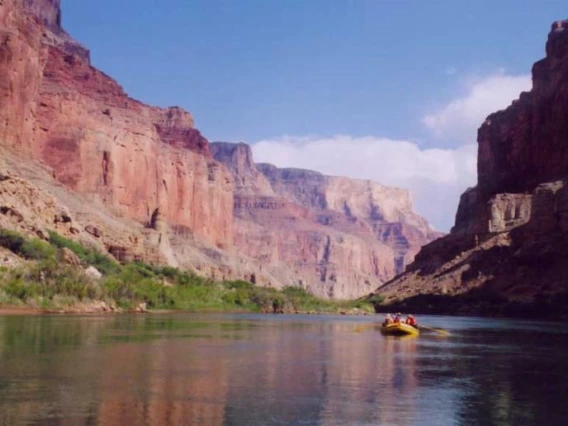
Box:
[0,313,567,425]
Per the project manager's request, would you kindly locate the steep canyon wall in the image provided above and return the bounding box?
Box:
[376,20,568,312]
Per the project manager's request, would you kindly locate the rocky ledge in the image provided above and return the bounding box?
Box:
[372,19,568,317]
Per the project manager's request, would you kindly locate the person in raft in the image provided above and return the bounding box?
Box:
[382,314,394,327]
[406,314,418,328]
[394,313,402,323]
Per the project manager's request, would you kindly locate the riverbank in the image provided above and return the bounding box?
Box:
[0,306,376,316]
[0,229,376,316]
[0,306,45,315]
[372,291,568,320]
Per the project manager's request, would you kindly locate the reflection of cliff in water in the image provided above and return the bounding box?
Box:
[221,322,420,426]
[95,339,229,425]
[443,327,568,425]
[0,315,232,426]
[2,315,568,425]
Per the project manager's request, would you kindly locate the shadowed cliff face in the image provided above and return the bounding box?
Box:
[22,0,61,31]
[212,142,441,299]
[478,20,568,196]
[0,0,233,248]
[376,20,568,314]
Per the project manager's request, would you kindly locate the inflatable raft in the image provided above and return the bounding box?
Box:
[380,322,420,336]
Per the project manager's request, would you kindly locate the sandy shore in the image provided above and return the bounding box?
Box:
[0,306,45,316]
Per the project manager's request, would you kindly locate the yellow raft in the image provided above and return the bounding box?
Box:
[381,322,420,336]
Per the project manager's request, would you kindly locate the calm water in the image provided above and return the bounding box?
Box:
[1,314,568,426]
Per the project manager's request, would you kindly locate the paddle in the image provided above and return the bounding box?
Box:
[419,325,450,336]
[353,323,378,332]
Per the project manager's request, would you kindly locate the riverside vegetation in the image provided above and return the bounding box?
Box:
[0,228,378,314]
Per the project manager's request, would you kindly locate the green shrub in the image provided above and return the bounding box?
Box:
[224,280,254,291]
[20,239,56,260]
[103,275,135,302]
[151,265,180,279]
[249,287,282,312]
[23,260,90,300]
[367,294,385,305]
[234,288,250,306]
[3,278,33,300]
[48,231,120,275]
[48,231,87,256]
[129,262,157,279]
[27,258,62,281]
[134,278,174,308]
[88,251,121,275]
[174,272,209,287]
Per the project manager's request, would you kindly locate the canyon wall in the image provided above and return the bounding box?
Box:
[211,142,441,299]
[1,0,441,299]
[376,20,568,313]
[0,0,232,248]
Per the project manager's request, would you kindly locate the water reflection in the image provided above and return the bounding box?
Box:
[0,314,567,425]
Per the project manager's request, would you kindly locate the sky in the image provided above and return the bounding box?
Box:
[62,0,567,231]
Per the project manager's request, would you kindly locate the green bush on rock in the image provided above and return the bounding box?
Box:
[0,227,373,314]
[48,231,121,275]
[20,239,57,260]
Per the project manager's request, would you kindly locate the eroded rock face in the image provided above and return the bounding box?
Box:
[0,171,76,241]
[210,143,274,196]
[212,142,441,299]
[376,20,568,312]
[478,20,568,195]
[21,0,61,32]
[0,0,233,248]
[255,161,440,266]
[0,0,442,299]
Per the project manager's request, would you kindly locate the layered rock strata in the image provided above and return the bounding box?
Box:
[1,0,441,299]
[376,20,568,312]
[211,143,441,299]
[1,0,232,248]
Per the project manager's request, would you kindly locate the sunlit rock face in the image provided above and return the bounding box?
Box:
[376,20,568,313]
[0,0,233,248]
[1,0,440,298]
[212,142,441,299]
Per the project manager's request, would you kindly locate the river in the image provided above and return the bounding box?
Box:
[0,313,567,425]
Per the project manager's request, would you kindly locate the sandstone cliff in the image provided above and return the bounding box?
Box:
[375,20,568,316]
[0,0,269,288]
[1,0,232,248]
[211,142,441,299]
[1,0,441,299]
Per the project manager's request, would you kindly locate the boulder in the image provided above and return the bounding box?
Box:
[85,265,102,280]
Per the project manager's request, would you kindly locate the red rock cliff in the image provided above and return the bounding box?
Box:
[212,142,441,299]
[0,0,444,298]
[0,0,233,247]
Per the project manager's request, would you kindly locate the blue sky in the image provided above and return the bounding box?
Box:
[63,1,567,230]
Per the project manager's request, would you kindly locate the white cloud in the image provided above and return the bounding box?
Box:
[250,71,531,232]
[422,71,531,145]
[252,135,477,231]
